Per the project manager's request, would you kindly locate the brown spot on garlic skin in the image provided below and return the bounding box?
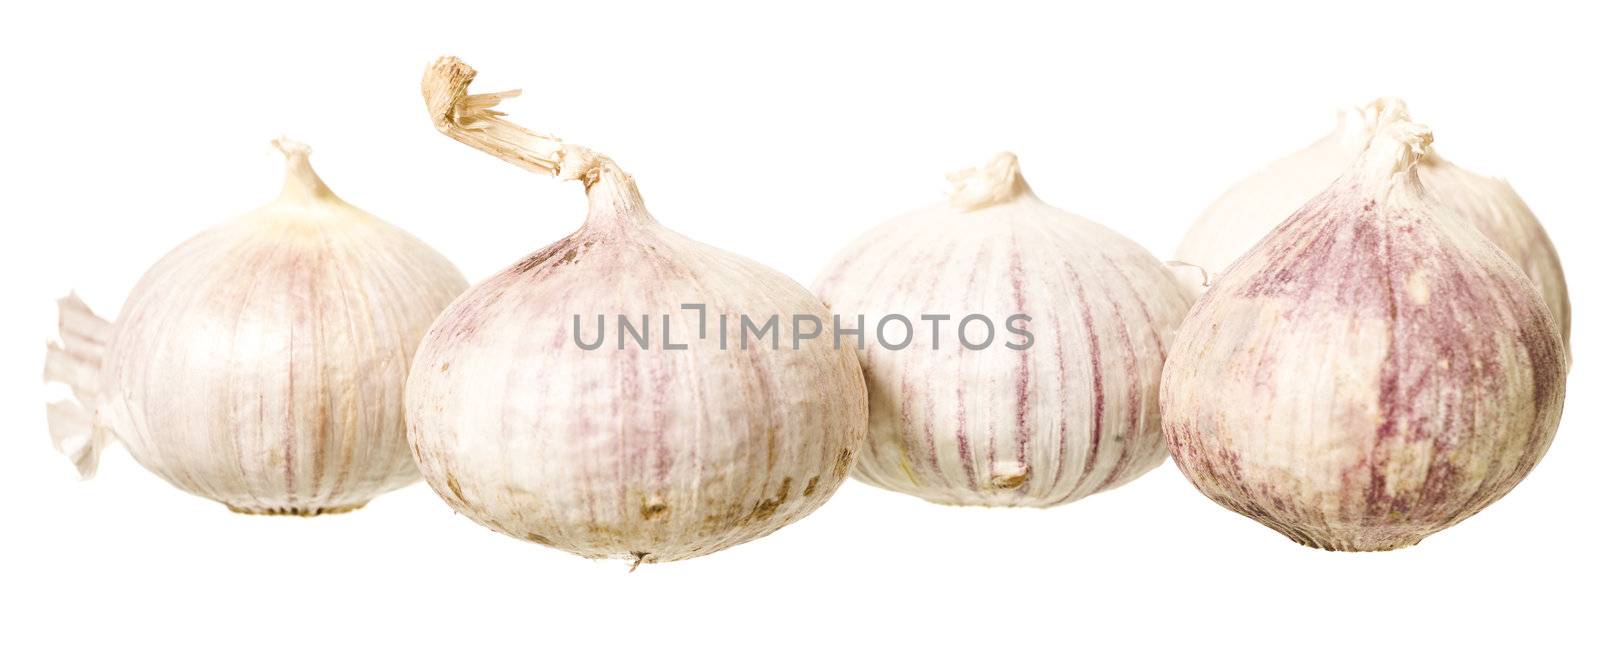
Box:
[641,498,670,520]
[509,238,573,276]
[444,472,467,504]
[226,503,366,517]
[629,552,653,571]
[834,448,854,479]
[748,478,793,522]
[1163,130,1566,551]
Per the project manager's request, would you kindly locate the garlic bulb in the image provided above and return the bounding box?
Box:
[44,139,467,515]
[813,152,1190,507]
[408,57,867,565]
[1161,120,1567,551]
[1174,98,1570,354]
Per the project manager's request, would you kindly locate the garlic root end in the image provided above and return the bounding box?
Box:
[43,293,114,478]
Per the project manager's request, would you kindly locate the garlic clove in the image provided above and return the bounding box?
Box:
[406,57,868,564]
[814,152,1191,507]
[45,139,467,515]
[1161,119,1567,551]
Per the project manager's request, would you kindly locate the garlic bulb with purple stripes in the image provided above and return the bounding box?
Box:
[1161,120,1567,551]
[813,152,1190,507]
[408,58,867,565]
[44,139,467,515]
[1174,98,1570,357]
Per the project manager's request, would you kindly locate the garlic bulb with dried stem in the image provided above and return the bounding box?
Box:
[1174,98,1570,356]
[813,153,1191,507]
[1161,120,1567,551]
[44,139,467,515]
[408,57,867,565]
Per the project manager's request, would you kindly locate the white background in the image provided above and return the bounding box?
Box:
[2,1,1594,653]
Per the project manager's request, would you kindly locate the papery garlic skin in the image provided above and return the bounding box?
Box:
[45,140,467,515]
[1161,122,1567,551]
[813,153,1190,507]
[407,58,867,564]
[1174,98,1570,351]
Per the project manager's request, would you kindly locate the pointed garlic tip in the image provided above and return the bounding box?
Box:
[1338,96,1413,150]
[1365,96,1411,124]
[1360,120,1434,182]
[947,151,1031,211]
[271,137,336,203]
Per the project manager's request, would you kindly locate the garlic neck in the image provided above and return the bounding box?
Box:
[1338,97,1412,152]
[423,56,656,231]
[421,57,572,178]
[583,161,655,229]
[271,138,340,206]
[1357,120,1433,200]
[947,151,1033,211]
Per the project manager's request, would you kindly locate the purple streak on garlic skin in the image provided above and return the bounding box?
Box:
[1174,98,1570,357]
[1161,121,1566,551]
[814,152,1190,507]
